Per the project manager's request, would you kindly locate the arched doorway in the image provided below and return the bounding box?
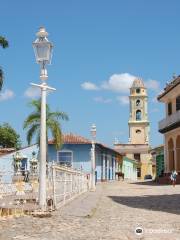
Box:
[168,138,175,171]
[176,136,180,171]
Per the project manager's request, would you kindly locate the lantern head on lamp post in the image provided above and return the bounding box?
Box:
[33,27,53,81]
[90,124,96,142]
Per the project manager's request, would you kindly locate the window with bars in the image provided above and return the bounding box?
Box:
[176,96,180,111]
[57,151,73,167]
[168,102,172,115]
[134,153,141,162]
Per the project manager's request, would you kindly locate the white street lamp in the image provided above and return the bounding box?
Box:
[32,27,55,211]
[90,124,96,191]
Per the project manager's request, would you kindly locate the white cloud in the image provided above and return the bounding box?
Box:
[116,95,129,105]
[81,82,99,90]
[81,73,160,96]
[0,89,15,101]
[101,73,136,93]
[93,96,112,104]
[145,79,160,91]
[24,87,41,98]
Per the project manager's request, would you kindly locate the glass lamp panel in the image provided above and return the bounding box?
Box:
[33,41,52,64]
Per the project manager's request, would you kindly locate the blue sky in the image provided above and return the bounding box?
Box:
[0,0,180,147]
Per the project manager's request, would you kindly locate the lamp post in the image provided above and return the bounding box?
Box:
[90,124,96,191]
[32,27,55,211]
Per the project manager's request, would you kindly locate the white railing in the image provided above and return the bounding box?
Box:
[159,110,180,131]
[0,165,90,216]
[51,164,90,209]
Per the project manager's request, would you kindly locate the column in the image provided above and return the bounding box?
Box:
[174,145,177,171]
[107,156,109,180]
[112,157,115,180]
[164,136,168,173]
[102,154,106,181]
[144,97,148,120]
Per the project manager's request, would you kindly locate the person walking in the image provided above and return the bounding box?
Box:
[170,170,178,187]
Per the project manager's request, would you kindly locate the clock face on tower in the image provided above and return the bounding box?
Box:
[136,99,140,106]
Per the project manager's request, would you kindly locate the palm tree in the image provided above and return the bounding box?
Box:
[0,36,9,91]
[23,99,69,150]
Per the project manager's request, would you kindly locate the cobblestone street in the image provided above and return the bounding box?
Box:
[1,181,180,240]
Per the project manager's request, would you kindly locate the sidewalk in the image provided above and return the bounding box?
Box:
[59,183,103,218]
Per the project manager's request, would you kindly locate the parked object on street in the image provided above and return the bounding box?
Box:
[115,171,124,181]
[144,174,152,180]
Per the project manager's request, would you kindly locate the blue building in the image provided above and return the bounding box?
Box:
[0,145,39,182]
[48,134,122,181]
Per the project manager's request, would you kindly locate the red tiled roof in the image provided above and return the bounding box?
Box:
[157,75,180,100]
[0,145,37,157]
[0,148,15,156]
[49,133,122,156]
[48,133,91,145]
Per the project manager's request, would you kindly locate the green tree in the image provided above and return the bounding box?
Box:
[0,123,21,149]
[0,36,9,91]
[23,99,69,150]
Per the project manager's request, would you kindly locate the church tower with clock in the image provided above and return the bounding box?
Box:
[128,78,150,145]
[114,77,152,179]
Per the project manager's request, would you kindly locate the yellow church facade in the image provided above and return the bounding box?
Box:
[114,78,152,179]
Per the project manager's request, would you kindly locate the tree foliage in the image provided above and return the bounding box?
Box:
[23,99,69,150]
[0,123,21,149]
[0,36,9,91]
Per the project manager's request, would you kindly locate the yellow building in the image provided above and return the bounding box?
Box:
[158,76,180,176]
[114,78,152,179]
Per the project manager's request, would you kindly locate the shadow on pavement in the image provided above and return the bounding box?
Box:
[129,180,160,186]
[108,194,180,215]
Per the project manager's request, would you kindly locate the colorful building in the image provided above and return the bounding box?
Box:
[150,145,164,179]
[158,75,180,180]
[121,156,138,181]
[48,133,122,181]
[114,78,152,180]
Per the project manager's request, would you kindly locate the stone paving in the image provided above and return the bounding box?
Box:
[1,180,180,240]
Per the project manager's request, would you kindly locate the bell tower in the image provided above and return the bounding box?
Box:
[128,78,150,145]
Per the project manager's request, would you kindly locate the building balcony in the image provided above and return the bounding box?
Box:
[159,110,180,133]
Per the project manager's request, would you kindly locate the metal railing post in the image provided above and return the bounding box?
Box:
[52,164,56,209]
[63,172,66,205]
